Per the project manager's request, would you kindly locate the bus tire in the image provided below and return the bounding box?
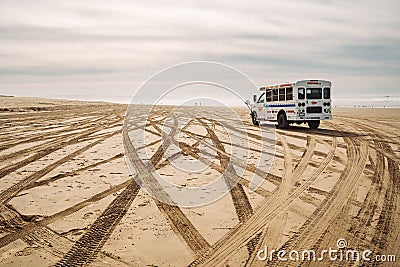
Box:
[251,112,259,126]
[278,113,289,129]
[308,120,320,129]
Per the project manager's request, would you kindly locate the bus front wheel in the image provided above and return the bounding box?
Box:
[307,120,320,129]
[251,112,259,126]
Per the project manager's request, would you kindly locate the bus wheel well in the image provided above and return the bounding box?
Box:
[277,110,289,129]
[277,110,286,119]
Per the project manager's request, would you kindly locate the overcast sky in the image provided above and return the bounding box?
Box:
[1,0,399,103]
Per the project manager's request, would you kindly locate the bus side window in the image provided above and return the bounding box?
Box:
[286,87,293,100]
[298,88,305,99]
[266,91,272,102]
[279,88,285,101]
[272,89,278,101]
[324,87,330,99]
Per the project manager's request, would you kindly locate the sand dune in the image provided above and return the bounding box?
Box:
[0,97,399,266]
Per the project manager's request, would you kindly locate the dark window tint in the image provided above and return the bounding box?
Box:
[266,90,272,102]
[257,93,265,103]
[279,88,285,101]
[323,87,330,99]
[272,89,278,101]
[306,88,322,99]
[286,87,293,100]
[298,88,305,99]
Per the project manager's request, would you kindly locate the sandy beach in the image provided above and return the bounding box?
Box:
[0,96,399,267]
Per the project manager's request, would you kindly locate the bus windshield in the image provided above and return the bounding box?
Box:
[306,88,322,99]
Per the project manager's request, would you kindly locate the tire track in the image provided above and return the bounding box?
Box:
[122,117,212,258]
[198,118,254,223]
[190,131,295,267]
[339,117,400,164]
[25,153,123,190]
[245,134,319,266]
[0,129,121,204]
[317,125,387,267]
[370,145,398,267]
[0,112,119,151]
[0,118,122,181]
[176,142,271,198]
[190,132,337,267]
[54,115,179,266]
[0,121,115,166]
[245,132,297,267]
[54,180,140,266]
[181,128,282,186]
[292,136,317,182]
[269,122,368,267]
[334,119,399,266]
[0,179,131,249]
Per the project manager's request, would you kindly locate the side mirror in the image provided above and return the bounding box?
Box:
[253,95,257,103]
[245,100,250,105]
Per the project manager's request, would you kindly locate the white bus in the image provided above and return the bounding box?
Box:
[246,80,332,129]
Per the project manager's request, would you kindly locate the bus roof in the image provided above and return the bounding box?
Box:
[260,80,331,90]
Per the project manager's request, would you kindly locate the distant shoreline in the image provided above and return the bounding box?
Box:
[1,95,399,109]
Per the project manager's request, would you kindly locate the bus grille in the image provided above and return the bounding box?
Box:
[306,107,322,113]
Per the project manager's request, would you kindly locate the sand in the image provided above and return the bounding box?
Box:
[0,97,399,266]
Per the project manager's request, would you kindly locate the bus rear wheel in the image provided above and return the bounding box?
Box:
[278,113,289,129]
[308,120,320,129]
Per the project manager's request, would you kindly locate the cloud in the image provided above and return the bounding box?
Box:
[0,0,399,100]
[0,66,116,76]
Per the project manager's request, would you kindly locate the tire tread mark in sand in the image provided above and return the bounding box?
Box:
[370,144,397,266]
[24,226,134,266]
[26,153,124,190]
[245,134,318,266]
[198,118,254,223]
[244,132,297,266]
[0,178,131,249]
[0,115,112,161]
[0,130,121,204]
[55,116,180,266]
[0,114,118,151]
[269,122,368,267]
[0,129,119,170]
[0,118,122,180]
[337,115,400,144]
[324,130,386,267]
[190,134,337,267]
[292,135,316,181]
[190,132,295,267]
[271,123,363,266]
[337,120,398,266]
[176,142,271,198]
[0,112,106,140]
[339,117,400,164]
[55,180,140,266]
[181,128,282,186]
[136,117,212,258]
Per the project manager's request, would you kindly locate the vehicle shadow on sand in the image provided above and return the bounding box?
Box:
[260,124,365,138]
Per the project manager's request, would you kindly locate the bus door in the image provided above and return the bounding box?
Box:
[255,92,266,120]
